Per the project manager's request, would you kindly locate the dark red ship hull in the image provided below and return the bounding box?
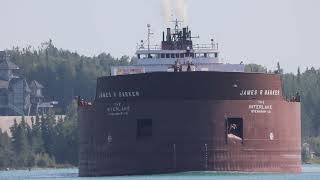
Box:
[78,72,301,176]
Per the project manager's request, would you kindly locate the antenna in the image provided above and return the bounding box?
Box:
[169,19,183,31]
[147,24,154,51]
[211,38,214,48]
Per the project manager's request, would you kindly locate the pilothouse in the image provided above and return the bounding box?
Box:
[111,20,244,76]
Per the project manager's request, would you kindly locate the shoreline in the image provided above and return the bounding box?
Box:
[0,165,77,171]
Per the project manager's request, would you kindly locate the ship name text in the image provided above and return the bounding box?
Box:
[240,89,280,96]
[98,91,140,99]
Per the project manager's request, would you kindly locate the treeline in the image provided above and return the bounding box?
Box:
[6,40,135,112]
[0,102,78,169]
[6,42,320,137]
[282,67,320,137]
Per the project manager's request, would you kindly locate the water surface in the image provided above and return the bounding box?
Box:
[1,165,320,180]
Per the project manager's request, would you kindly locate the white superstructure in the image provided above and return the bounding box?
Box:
[111,21,244,76]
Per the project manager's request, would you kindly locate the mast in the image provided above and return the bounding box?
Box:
[147,24,153,51]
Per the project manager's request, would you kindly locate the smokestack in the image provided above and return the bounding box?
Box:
[183,28,187,41]
[167,28,171,41]
[163,31,165,42]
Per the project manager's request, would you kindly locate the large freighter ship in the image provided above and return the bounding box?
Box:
[78,21,301,176]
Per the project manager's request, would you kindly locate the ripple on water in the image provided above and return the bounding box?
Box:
[1,165,320,180]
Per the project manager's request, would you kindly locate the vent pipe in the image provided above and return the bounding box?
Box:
[167,28,171,41]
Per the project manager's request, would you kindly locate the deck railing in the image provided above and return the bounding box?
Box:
[137,43,218,51]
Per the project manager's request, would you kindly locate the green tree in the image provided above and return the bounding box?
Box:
[245,64,267,73]
[10,117,33,167]
[0,129,14,168]
[31,115,44,154]
[41,111,57,157]
[52,101,78,165]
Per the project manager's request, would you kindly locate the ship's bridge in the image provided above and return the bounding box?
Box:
[136,43,220,65]
[111,22,244,76]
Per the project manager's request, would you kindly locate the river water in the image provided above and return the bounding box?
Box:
[1,165,320,180]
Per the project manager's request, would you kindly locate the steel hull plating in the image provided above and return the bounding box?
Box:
[78,72,301,176]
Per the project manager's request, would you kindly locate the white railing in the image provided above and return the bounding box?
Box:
[137,57,219,65]
[136,44,161,51]
[136,43,218,51]
[193,43,218,50]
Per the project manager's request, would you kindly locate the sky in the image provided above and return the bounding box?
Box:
[0,0,320,73]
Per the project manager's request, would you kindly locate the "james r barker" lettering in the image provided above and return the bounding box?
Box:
[240,89,280,96]
[98,91,140,98]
